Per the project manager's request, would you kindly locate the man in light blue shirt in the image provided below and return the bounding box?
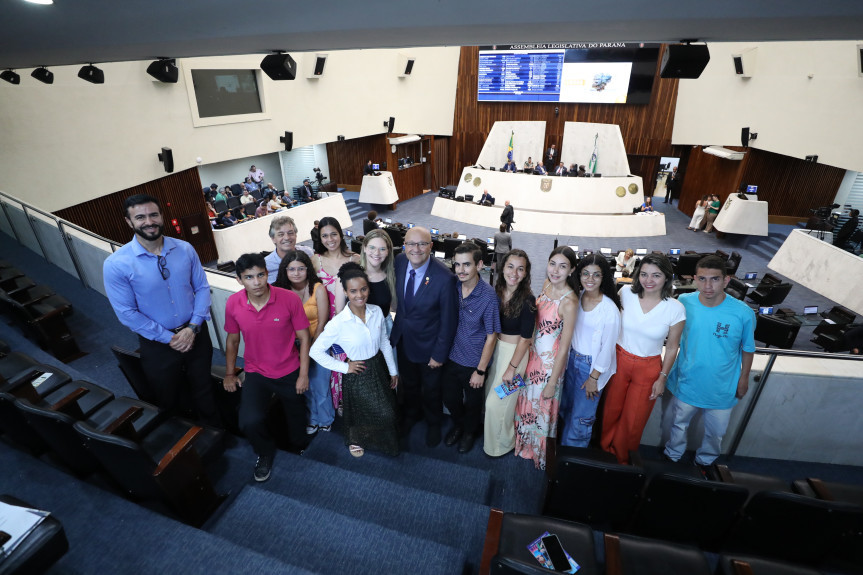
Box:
[664,255,755,475]
[104,194,220,426]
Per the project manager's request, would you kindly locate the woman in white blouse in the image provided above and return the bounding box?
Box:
[615,249,636,277]
[559,254,622,447]
[310,262,399,458]
[600,254,685,464]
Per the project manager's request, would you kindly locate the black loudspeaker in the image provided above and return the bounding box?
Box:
[78,64,105,84]
[387,117,395,134]
[732,55,744,75]
[857,44,863,77]
[280,131,293,151]
[260,53,297,81]
[147,59,178,83]
[404,59,415,75]
[31,67,54,84]
[157,147,174,173]
[313,56,326,77]
[660,44,710,79]
[741,127,750,148]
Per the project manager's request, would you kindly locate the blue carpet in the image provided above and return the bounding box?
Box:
[239,449,489,570]
[0,442,316,575]
[210,486,467,575]
[302,429,491,505]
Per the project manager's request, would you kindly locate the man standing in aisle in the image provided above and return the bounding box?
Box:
[248,165,265,190]
[265,215,315,283]
[104,194,221,427]
[663,166,678,204]
[500,200,515,232]
[663,255,755,476]
[223,253,311,481]
[545,144,556,172]
[391,226,458,447]
[442,243,500,453]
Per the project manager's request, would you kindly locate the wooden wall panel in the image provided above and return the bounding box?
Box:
[676,147,846,219]
[326,135,389,191]
[55,167,218,263]
[434,137,449,192]
[447,45,680,186]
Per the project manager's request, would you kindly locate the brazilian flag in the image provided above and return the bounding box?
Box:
[507,131,514,161]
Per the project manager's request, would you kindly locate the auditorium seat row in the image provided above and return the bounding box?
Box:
[539,446,863,572]
[481,509,830,575]
[0,265,82,362]
[0,350,226,527]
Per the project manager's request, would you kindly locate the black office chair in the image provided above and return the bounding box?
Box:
[74,409,225,526]
[0,362,73,453]
[726,251,742,276]
[0,494,69,574]
[213,199,228,213]
[227,196,241,209]
[250,189,262,201]
[230,184,243,196]
[243,202,257,217]
[748,282,792,307]
[443,238,461,260]
[725,277,749,300]
[754,314,801,349]
[716,554,823,575]
[385,226,404,248]
[543,446,646,532]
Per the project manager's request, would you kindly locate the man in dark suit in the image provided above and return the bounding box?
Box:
[554,162,568,177]
[664,166,678,204]
[500,200,514,232]
[534,163,547,175]
[478,189,494,206]
[298,178,316,202]
[363,160,375,176]
[545,144,556,171]
[391,226,458,447]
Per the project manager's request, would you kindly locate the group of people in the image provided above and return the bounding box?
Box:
[499,155,587,177]
[205,177,321,229]
[105,193,755,482]
[687,194,722,233]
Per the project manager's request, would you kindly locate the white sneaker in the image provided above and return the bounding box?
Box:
[305,425,318,435]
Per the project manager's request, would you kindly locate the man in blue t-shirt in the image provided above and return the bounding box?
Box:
[663,255,755,474]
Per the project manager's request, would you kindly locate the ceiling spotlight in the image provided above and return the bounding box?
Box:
[31,66,54,84]
[24,0,54,4]
[1,70,21,85]
[78,64,104,84]
[146,58,178,83]
[260,52,297,81]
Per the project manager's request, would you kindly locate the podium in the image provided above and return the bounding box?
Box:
[714,195,768,236]
[359,171,399,205]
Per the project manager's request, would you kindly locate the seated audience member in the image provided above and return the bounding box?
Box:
[206,183,219,199]
[363,211,380,235]
[640,197,654,212]
[240,189,254,205]
[213,187,227,204]
[577,165,587,177]
[255,200,268,218]
[280,190,297,207]
[265,215,315,283]
[223,252,311,481]
[615,249,637,277]
[568,163,578,176]
[478,189,494,206]
[223,211,238,226]
[834,208,860,248]
[524,157,535,171]
[534,163,547,175]
[554,162,568,177]
[299,179,316,202]
[266,192,282,214]
[503,159,517,173]
[223,186,234,198]
[244,177,257,193]
[248,165,265,189]
[206,202,217,220]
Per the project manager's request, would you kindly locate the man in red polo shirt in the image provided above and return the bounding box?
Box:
[223,252,311,482]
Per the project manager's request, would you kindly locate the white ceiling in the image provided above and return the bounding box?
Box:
[3,0,863,70]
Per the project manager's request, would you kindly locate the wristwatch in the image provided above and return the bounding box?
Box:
[188,323,201,334]
[476,368,486,376]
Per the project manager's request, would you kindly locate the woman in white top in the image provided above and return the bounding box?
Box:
[615,249,636,277]
[560,254,622,447]
[688,195,708,231]
[600,254,685,464]
[310,263,398,458]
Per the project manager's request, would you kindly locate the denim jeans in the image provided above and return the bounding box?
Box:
[306,359,334,428]
[663,394,733,465]
[560,351,601,447]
